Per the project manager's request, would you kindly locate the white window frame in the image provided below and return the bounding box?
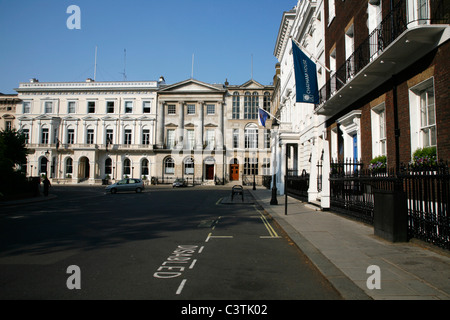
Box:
[371,103,387,158]
[408,77,436,155]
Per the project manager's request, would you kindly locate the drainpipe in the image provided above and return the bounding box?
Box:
[392,75,400,174]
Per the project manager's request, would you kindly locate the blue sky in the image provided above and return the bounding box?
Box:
[0,0,296,94]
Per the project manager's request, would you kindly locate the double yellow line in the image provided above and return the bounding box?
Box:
[257,207,279,238]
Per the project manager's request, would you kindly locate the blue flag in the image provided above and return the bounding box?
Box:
[292,40,319,104]
[258,108,269,127]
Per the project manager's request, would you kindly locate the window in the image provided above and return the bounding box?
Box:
[245,124,258,149]
[125,101,133,114]
[88,101,95,114]
[143,101,151,114]
[142,129,150,145]
[22,128,30,144]
[233,129,239,149]
[165,157,175,174]
[141,159,149,176]
[262,158,271,175]
[207,104,215,115]
[167,129,175,149]
[409,78,437,152]
[86,129,94,144]
[328,0,336,25]
[186,130,195,150]
[67,129,75,145]
[66,158,73,175]
[168,105,176,115]
[68,101,76,114]
[106,129,114,145]
[44,101,53,114]
[345,24,355,79]
[123,158,131,176]
[6,121,12,131]
[206,129,215,150]
[251,93,259,119]
[41,128,49,144]
[264,129,271,149]
[107,101,115,113]
[105,158,112,175]
[124,129,132,145]
[263,92,271,116]
[187,104,196,115]
[23,101,31,114]
[420,87,436,147]
[244,158,258,175]
[184,158,194,175]
[371,104,387,157]
[244,92,251,119]
[233,92,240,119]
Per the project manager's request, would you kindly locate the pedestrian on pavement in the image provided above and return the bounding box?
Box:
[43,177,51,196]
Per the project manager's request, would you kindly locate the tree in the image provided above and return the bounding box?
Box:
[0,129,29,197]
[0,128,27,175]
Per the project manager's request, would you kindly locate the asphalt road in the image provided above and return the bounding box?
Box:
[0,185,342,301]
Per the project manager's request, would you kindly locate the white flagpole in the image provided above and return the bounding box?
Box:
[259,107,281,122]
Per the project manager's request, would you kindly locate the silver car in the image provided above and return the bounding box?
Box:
[105,178,144,194]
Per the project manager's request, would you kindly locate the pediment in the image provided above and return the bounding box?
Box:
[165,123,178,128]
[159,79,225,93]
[240,79,265,89]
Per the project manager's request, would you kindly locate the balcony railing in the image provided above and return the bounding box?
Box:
[318,0,450,107]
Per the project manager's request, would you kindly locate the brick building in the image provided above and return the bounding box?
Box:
[316,0,450,171]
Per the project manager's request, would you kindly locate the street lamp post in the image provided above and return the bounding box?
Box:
[270,120,279,205]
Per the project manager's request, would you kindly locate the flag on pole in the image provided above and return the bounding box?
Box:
[258,108,269,127]
[292,40,319,104]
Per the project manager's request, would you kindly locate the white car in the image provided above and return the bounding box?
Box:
[105,178,144,194]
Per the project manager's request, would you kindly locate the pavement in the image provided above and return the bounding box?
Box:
[248,187,450,300]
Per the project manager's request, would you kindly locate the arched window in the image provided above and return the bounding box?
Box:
[184,157,194,175]
[66,158,73,176]
[245,123,258,149]
[105,158,112,175]
[123,158,131,176]
[164,157,175,174]
[141,159,149,176]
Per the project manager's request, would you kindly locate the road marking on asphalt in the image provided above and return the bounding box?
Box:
[255,207,281,238]
[205,233,234,242]
[176,279,187,295]
[189,259,197,269]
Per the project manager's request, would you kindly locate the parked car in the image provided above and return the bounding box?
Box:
[172,178,187,188]
[105,178,144,194]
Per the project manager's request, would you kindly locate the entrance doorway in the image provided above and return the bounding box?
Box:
[230,158,239,181]
[79,157,90,180]
[204,157,215,180]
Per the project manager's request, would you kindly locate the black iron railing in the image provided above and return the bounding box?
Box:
[318,0,450,106]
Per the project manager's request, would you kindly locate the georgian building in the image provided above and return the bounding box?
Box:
[13,77,274,186]
[154,79,228,185]
[224,79,274,186]
[15,78,159,184]
[272,0,327,202]
[0,93,20,132]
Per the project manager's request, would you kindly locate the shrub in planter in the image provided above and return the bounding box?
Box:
[369,155,387,174]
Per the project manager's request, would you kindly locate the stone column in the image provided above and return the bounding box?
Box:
[157,101,165,147]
